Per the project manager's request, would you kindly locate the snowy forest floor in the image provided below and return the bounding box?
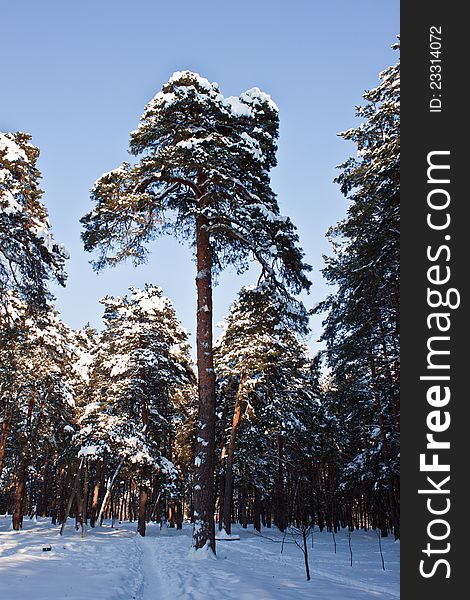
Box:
[0,516,399,600]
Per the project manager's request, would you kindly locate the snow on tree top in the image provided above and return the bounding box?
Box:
[92,164,129,189]
[240,88,278,113]
[168,70,214,91]
[223,96,253,117]
[129,285,170,312]
[143,71,224,114]
[224,88,278,117]
[140,71,277,126]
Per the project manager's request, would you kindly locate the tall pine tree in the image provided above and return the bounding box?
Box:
[318,45,400,537]
[81,71,310,552]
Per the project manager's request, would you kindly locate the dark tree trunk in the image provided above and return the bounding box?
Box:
[75,465,85,533]
[192,212,217,554]
[38,450,51,517]
[59,467,72,524]
[98,458,124,526]
[253,487,261,533]
[222,376,244,535]
[137,485,148,537]
[81,461,89,536]
[12,461,27,530]
[302,528,311,581]
[168,500,175,527]
[51,464,66,525]
[369,350,399,539]
[175,499,183,530]
[274,436,287,532]
[241,485,248,529]
[60,458,84,535]
[265,501,272,528]
[0,404,15,478]
[217,470,225,531]
[90,461,104,527]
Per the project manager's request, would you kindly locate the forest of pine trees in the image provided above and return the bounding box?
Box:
[0,50,400,551]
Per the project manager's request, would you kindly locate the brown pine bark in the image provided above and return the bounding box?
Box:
[192,211,217,553]
[175,499,183,530]
[302,528,311,581]
[12,460,27,530]
[369,350,399,538]
[97,458,124,525]
[241,485,248,529]
[59,466,72,524]
[222,376,245,534]
[37,449,51,517]
[137,484,149,536]
[60,457,84,535]
[217,471,225,531]
[273,435,287,532]
[168,500,175,528]
[253,487,261,533]
[378,316,400,433]
[90,461,104,527]
[81,461,89,537]
[0,404,15,478]
[75,466,84,532]
[51,464,66,525]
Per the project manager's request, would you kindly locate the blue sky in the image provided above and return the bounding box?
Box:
[1,0,399,354]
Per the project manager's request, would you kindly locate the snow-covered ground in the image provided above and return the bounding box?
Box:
[0,516,399,599]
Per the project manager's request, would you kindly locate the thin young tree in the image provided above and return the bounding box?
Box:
[81,71,310,553]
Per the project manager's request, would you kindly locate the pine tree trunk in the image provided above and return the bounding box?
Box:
[217,471,225,531]
[75,466,84,534]
[81,460,89,537]
[175,499,183,530]
[12,460,27,530]
[222,376,244,535]
[302,528,311,581]
[38,449,51,517]
[0,404,15,478]
[253,487,261,533]
[59,467,72,524]
[241,485,248,528]
[90,461,104,527]
[222,466,233,535]
[369,350,399,539]
[378,315,400,434]
[192,212,217,553]
[97,458,124,526]
[60,457,84,535]
[274,435,287,532]
[51,464,66,525]
[137,485,148,536]
[265,501,272,528]
[168,500,175,527]
[216,400,230,531]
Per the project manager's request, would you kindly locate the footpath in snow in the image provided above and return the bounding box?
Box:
[0,516,399,600]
